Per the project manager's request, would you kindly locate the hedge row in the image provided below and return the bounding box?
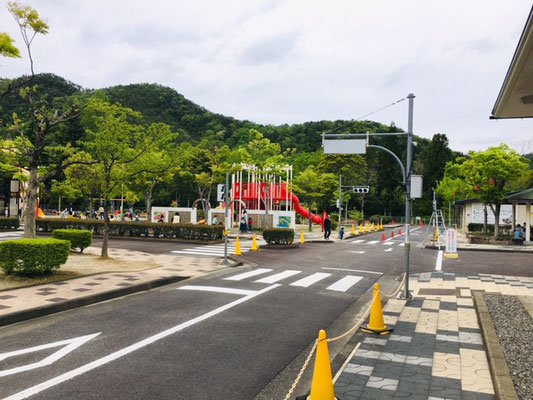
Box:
[52,229,92,252]
[468,223,512,233]
[0,217,20,230]
[0,238,70,276]
[36,218,223,241]
[262,228,294,245]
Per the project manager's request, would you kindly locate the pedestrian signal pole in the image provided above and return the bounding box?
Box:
[223,172,229,265]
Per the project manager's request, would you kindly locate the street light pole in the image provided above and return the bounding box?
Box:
[338,174,342,226]
[223,171,229,265]
[404,93,415,299]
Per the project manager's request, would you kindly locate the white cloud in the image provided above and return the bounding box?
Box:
[1,0,532,153]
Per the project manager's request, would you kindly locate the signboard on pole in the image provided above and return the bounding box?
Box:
[324,139,366,154]
[444,228,458,258]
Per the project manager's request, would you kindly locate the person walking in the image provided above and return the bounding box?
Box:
[324,215,332,240]
[339,226,344,240]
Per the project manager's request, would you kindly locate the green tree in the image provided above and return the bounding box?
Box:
[443,144,529,236]
[81,99,172,257]
[292,166,337,231]
[1,2,48,101]
[50,179,81,212]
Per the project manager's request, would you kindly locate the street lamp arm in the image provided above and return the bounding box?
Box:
[367,145,406,185]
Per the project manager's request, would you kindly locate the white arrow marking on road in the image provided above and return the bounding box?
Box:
[3,285,280,400]
[0,333,101,378]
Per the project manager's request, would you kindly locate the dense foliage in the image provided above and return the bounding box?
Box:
[0,217,20,230]
[262,228,295,245]
[0,238,70,276]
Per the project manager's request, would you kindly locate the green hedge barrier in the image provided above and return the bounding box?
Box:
[36,218,223,241]
[468,223,512,233]
[0,238,70,276]
[52,229,92,252]
[0,217,20,230]
[262,228,294,245]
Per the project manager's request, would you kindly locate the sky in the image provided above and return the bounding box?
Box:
[1,0,533,154]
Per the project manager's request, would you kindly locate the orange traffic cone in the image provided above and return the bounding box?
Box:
[411,219,413,225]
[308,330,336,400]
[392,219,395,225]
[361,283,393,335]
[381,233,386,241]
[391,230,394,238]
[420,220,424,227]
[234,237,242,256]
[399,229,402,235]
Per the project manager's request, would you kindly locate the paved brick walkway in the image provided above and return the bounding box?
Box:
[334,272,533,399]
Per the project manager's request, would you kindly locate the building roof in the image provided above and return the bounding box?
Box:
[492,6,533,119]
[506,187,533,201]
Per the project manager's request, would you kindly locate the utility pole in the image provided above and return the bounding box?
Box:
[223,172,229,265]
[338,174,342,225]
[403,93,415,299]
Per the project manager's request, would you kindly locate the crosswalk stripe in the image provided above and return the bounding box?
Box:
[290,272,331,287]
[225,268,273,281]
[326,275,363,292]
[383,242,394,246]
[366,240,379,245]
[384,248,393,252]
[255,270,301,283]
[351,239,365,243]
[398,243,405,247]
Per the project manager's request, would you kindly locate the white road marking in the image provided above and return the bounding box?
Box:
[384,248,393,252]
[290,273,331,288]
[326,276,363,292]
[178,286,258,296]
[322,267,382,275]
[398,243,405,247]
[350,239,365,244]
[383,226,422,242]
[0,334,101,378]
[436,250,443,271]
[347,250,365,254]
[3,285,280,400]
[366,240,379,245]
[255,270,301,283]
[383,242,394,246]
[224,268,273,281]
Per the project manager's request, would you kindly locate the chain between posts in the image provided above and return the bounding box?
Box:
[282,274,407,399]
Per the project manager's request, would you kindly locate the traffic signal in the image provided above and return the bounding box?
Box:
[353,186,369,194]
[217,184,225,202]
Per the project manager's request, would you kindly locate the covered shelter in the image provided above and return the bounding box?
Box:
[506,187,533,241]
[492,6,533,118]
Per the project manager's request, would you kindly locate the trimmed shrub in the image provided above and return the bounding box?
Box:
[0,238,70,276]
[467,223,512,233]
[262,228,294,245]
[36,218,223,241]
[0,217,20,230]
[52,229,93,252]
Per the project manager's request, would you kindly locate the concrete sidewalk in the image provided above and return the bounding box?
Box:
[334,271,533,399]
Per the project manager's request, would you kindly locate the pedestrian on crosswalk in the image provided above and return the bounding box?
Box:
[324,215,331,240]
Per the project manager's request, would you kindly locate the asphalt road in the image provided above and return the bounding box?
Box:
[1,227,531,399]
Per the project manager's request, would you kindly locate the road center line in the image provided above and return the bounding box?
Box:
[4,284,280,400]
[435,250,443,271]
[322,267,382,276]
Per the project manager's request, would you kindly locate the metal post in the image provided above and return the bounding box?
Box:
[223,172,229,265]
[404,93,415,299]
[338,174,342,225]
[120,183,124,216]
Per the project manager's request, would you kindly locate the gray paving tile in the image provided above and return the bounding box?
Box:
[0,304,11,309]
[439,301,457,311]
[429,376,462,400]
[46,297,67,303]
[0,295,15,300]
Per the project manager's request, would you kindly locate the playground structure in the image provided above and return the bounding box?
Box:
[229,163,322,228]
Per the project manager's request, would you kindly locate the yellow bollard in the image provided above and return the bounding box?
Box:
[361,283,392,335]
[251,233,258,251]
[351,224,355,235]
[371,222,375,232]
[359,224,363,233]
[308,330,336,400]
[234,236,242,256]
[434,228,439,241]
[364,223,369,233]
[300,231,305,244]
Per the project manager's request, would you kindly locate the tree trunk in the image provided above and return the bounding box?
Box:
[23,167,39,238]
[483,205,488,235]
[145,186,154,223]
[89,201,94,219]
[308,201,313,232]
[491,203,501,238]
[101,203,110,258]
[58,194,62,214]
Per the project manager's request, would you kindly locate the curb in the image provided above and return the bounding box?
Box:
[473,292,519,400]
[424,244,533,254]
[0,275,189,328]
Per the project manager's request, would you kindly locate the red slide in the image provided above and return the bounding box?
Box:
[291,193,323,224]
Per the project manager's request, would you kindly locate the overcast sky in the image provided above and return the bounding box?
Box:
[1,0,533,154]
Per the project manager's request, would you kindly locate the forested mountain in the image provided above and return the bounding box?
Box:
[0,73,463,216]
